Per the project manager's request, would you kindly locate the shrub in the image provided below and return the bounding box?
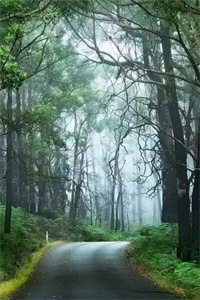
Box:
[126,224,200,299]
[0,207,45,279]
[80,225,111,241]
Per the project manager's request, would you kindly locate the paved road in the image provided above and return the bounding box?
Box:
[11,242,180,300]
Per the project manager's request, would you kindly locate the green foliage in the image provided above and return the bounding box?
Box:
[129,224,178,263]
[153,0,187,21]
[43,12,58,22]
[0,45,26,89]
[0,207,44,279]
[22,102,57,126]
[0,1,27,90]
[0,0,24,16]
[54,0,90,17]
[0,207,71,280]
[68,221,132,242]
[19,101,65,150]
[80,224,113,241]
[126,224,200,299]
[5,23,25,42]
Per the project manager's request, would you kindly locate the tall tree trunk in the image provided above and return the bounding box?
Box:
[110,151,119,230]
[69,114,83,219]
[92,151,101,226]
[157,87,178,223]
[74,151,84,218]
[161,21,191,261]
[115,179,122,231]
[4,89,13,233]
[137,183,143,227]
[110,179,116,230]
[191,119,200,250]
[142,34,178,223]
[161,167,178,223]
[69,138,79,218]
[153,172,162,223]
[120,191,124,231]
[29,183,36,214]
[16,90,24,207]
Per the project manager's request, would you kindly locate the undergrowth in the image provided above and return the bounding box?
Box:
[2,207,199,300]
[0,242,60,300]
[0,206,129,282]
[0,206,45,281]
[71,221,131,242]
[126,224,200,299]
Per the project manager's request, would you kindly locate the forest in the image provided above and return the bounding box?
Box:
[0,0,199,299]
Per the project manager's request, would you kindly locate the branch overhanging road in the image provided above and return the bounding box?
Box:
[11,242,180,300]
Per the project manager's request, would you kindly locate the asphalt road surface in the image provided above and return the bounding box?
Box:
[11,242,180,300]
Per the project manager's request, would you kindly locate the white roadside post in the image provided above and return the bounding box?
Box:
[46,231,48,242]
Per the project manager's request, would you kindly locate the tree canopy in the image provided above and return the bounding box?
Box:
[0,0,199,263]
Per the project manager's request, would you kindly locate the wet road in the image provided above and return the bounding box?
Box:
[11,242,180,300]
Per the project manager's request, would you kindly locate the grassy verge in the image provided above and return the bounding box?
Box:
[126,224,200,300]
[0,241,62,300]
[0,205,131,299]
[0,205,143,300]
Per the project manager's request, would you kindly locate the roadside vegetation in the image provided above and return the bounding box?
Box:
[126,224,200,300]
[1,207,199,300]
[0,205,128,299]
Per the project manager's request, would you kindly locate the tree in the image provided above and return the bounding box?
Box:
[64,0,200,260]
[0,0,67,230]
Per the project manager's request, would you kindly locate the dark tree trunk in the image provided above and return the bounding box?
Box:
[157,85,178,223]
[142,34,178,223]
[29,183,36,214]
[16,90,25,208]
[162,168,178,223]
[120,192,125,231]
[161,21,191,261]
[4,89,13,233]
[191,119,200,249]
[74,153,84,218]
[38,182,45,213]
[110,183,115,230]
[137,183,143,227]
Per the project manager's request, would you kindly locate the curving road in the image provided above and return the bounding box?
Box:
[11,242,180,300]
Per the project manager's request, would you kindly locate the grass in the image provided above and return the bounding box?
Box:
[0,241,62,300]
[126,224,200,300]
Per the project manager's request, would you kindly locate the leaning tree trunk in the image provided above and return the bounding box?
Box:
[4,88,13,233]
[161,21,191,261]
